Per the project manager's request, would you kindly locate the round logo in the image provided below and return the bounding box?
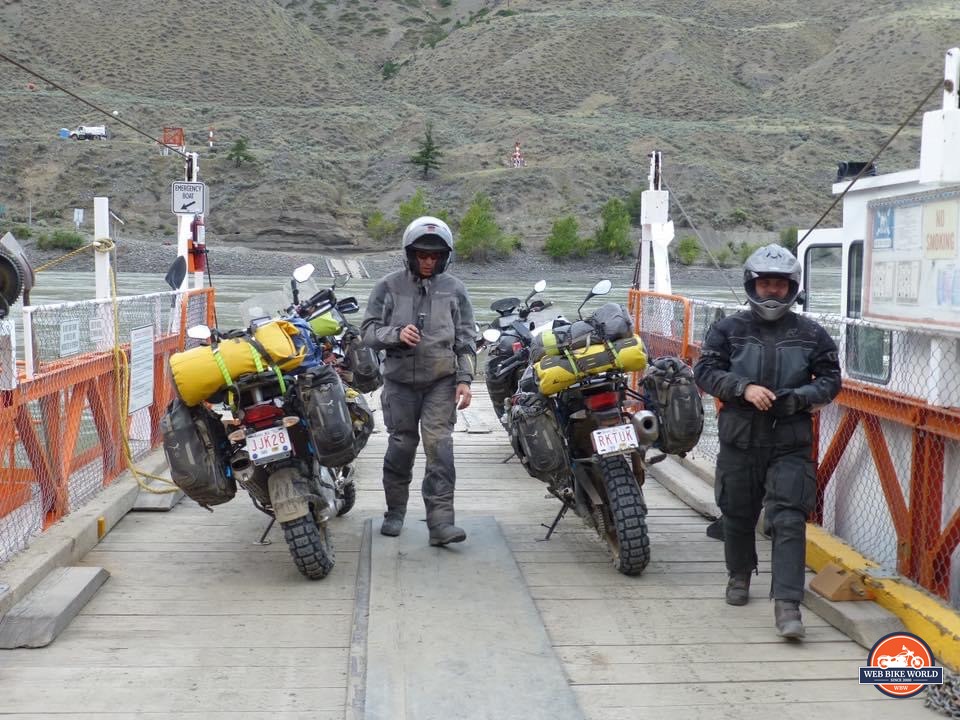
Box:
[862,632,939,698]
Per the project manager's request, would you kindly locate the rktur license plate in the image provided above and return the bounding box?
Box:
[591,423,639,456]
[246,427,292,465]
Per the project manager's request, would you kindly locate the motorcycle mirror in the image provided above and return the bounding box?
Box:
[591,279,612,296]
[577,279,612,319]
[482,328,502,344]
[186,324,212,340]
[292,263,315,284]
[524,278,547,305]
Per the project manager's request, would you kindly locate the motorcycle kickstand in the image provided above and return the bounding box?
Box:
[254,518,275,546]
[538,503,570,541]
[501,451,516,464]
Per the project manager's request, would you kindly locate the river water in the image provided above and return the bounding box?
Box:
[17,268,749,330]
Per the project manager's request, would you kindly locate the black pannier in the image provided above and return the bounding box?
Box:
[343,334,383,393]
[507,392,569,483]
[160,399,236,507]
[297,365,357,467]
[642,356,704,457]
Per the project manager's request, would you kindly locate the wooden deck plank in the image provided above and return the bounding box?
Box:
[2,387,943,718]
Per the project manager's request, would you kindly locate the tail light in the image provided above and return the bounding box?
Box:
[512,341,523,353]
[243,403,283,429]
[584,391,619,412]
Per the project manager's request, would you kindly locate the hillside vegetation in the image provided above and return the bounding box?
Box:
[0,0,958,253]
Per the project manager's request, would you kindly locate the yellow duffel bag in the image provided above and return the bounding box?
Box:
[533,334,648,396]
[170,320,306,406]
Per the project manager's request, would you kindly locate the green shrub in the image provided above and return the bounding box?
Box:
[455,193,513,261]
[544,216,580,259]
[715,247,733,267]
[779,226,798,254]
[365,210,399,243]
[36,229,86,251]
[624,189,643,227]
[438,0,452,6]
[677,236,700,265]
[397,189,449,228]
[594,198,632,256]
[736,242,760,264]
[729,207,750,226]
[1,224,32,240]
[382,60,400,79]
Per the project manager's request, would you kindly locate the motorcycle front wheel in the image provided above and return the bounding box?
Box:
[281,512,335,580]
[598,454,650,576]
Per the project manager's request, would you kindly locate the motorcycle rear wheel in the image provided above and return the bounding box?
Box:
[598,454,650,576]
[281,514,335,580]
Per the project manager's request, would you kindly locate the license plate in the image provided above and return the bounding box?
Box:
[591,423,639,456]
[246,427,292,465]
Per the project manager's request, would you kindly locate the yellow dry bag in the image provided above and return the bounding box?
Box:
[170,320,306,406]
[533,334,648,396]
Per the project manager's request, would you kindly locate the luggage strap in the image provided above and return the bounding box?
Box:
[243,334,287,396]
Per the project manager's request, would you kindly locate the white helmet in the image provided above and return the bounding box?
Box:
[402,216,454,276]
[743,244,801,322]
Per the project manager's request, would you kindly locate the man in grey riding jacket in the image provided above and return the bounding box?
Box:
[693,244,841,639]
[361,216,476,546]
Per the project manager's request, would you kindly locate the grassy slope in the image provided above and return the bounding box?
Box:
[0,0,958,251]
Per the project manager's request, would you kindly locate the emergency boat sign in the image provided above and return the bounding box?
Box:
[864,186,960,333]
[171,181,205,215]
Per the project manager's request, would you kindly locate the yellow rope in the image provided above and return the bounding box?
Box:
[105,254,180,494]
[34,242,98,273]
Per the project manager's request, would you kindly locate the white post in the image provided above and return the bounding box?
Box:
[93,197,111,299]
[641,151,674,294]
[176,214,191,291]
[0,316,16,390]
[22,305,35,380]
[189,153,204,289]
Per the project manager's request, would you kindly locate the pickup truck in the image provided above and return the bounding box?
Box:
[69,125,108,140]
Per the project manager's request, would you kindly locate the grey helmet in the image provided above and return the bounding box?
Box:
[402,216,454,276]
[743,244,801,322]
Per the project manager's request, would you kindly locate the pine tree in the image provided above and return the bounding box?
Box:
[410,123,443,179]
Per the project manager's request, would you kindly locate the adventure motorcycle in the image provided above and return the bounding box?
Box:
[490,280,658,575]
[483,279,559,420]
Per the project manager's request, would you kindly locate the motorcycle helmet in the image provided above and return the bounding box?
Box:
[402,216,454,277]
[742,244,801,322]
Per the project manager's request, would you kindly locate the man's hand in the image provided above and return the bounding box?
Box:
[744,384,776,411]
[399,324,421,347]
[455,383,472,410]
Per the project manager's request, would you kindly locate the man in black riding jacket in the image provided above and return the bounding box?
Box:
[693,244,841,639]
[361,216,476,547]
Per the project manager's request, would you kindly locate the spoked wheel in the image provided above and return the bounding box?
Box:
[597,454,650,575]
[281,509,335,580]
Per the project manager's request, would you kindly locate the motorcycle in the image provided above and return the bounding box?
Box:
[238,264,380,520]
[483,279,557,420]
[489,280,658,576]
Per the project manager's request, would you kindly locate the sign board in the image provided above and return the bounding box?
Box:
[863,186,960,333]
[128,325,155,414]
[59,319,81,357]
[73,208,84,228]
[171,181,205,215]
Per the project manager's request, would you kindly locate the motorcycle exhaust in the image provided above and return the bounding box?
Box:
[630,410,659,446]
[230,451,256,485]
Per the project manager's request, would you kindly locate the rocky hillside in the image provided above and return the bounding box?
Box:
[0,0,958,253]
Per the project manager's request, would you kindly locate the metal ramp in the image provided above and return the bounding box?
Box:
[325,257,369,279]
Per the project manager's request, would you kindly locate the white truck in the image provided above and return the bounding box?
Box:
[69,125,108,140]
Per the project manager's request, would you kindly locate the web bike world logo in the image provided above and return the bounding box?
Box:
[859,632,943,698]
